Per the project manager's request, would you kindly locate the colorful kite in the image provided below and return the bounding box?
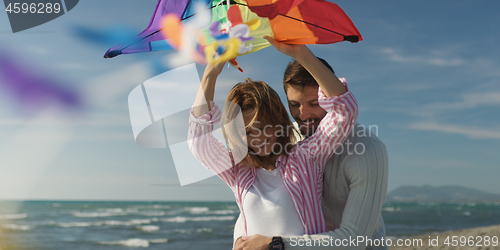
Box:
[104,0,362,64]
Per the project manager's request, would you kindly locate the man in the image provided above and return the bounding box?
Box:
[234,37,389,250]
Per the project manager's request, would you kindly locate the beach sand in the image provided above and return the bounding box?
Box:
[389,224,500,250]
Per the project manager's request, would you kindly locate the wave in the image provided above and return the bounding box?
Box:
[175,227,212,234]
[59,222,95,228]
[0,213,28,220]
[49,215,233,228]
[137,211,165,216]
[129,205,171,210]
[186,207,210,214]
[59,219,156,228]
[72,211,129,218]
[2,224,33,231]
[137,225,160,232]
[71,209,165,218]
[160,216,235,223]
[382,207,401,212]
[457,202,477,207]
[97,238,168,248]
[417,201,438,206]
[208,209,236,215]
[149,238,169,243]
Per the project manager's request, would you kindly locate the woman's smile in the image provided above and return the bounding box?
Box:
[252,138,270,149]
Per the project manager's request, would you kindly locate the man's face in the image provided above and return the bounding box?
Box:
[286,85,327,137]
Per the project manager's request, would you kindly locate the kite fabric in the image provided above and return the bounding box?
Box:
[245,0,362,44]
[104,0,211,58]
[0,49,82,111]
[104,0,362,59]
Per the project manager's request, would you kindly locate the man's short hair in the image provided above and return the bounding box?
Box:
[283,57,335,92]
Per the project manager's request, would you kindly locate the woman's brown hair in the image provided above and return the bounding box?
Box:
[221,79,298,168]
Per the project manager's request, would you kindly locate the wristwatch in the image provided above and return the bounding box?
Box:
[269,236,285,250]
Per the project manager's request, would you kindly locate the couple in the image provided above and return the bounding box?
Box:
[188,37,388,250]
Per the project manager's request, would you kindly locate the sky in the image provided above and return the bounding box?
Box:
[0,0,499,201]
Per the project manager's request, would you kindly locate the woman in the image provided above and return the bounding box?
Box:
[188,39,358,243]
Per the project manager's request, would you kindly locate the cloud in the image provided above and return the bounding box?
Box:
[425,91,500,112]
[377,88,500,120]
[467,58,500,78]
[54,62,86,70]
[75,132,133,142]
[0,112,131,127]
[24,45,50,55]
[381,47,464,66]
[83,62,152,108]
[409,121,500,139]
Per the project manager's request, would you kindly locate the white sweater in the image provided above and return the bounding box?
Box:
[234,124,389,250]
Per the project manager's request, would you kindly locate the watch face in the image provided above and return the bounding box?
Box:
[270,237,284,250]
[271,241,284,250]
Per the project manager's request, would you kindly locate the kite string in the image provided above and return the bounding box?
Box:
[281,15,348,38]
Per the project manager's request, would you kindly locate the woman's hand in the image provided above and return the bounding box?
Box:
[193,62,226,118]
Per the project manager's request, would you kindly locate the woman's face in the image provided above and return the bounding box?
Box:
[242,110,277,157]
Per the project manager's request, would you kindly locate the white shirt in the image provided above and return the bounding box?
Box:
[243,168,305,237]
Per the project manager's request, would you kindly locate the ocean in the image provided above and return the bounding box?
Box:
[1,200,499,249]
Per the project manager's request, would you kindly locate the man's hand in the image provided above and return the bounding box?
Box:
[263,36,311,63]
[264,35,345,97]
[234,234,272,250]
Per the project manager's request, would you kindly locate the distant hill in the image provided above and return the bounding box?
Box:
[386,185,500,202]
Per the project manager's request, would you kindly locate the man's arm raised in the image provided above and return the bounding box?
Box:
[263,36,346,98]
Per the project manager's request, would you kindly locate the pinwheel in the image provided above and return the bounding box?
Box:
[159,3,266,65]
[104,0,362,63]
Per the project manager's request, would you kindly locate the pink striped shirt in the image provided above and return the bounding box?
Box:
[188,79,358,235]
